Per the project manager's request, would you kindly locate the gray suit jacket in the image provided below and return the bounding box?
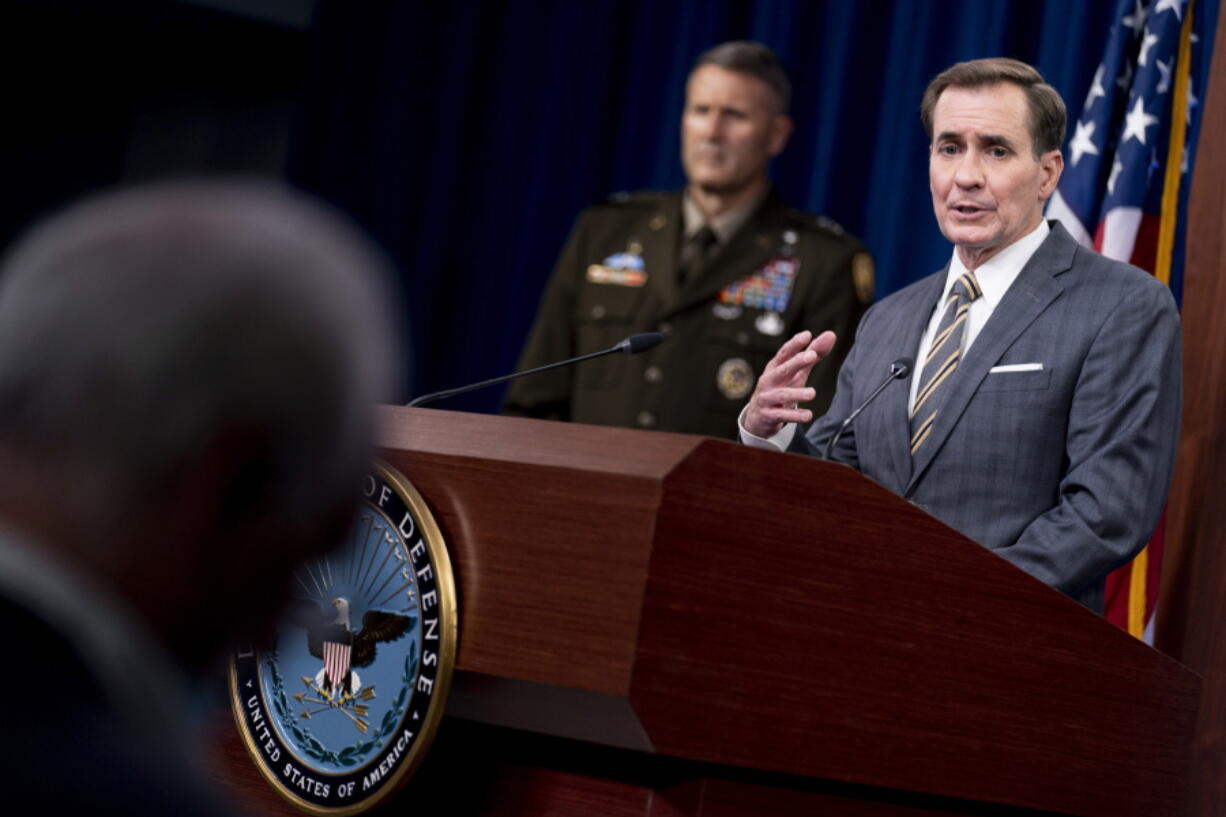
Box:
[792,222,1182,612]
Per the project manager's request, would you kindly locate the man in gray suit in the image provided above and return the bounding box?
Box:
[740,58,1181,613]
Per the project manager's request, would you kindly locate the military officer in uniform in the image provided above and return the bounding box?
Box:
[503,41,873,439]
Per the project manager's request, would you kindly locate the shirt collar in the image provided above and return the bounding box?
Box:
[944,219,1050,308]
[682,188,767,245]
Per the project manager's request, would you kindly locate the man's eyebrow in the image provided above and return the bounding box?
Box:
[935,130,1019,149]
[979,133,1017,148]
[689,102,750,117]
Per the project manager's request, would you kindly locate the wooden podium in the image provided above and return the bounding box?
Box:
[217,406,1200,817]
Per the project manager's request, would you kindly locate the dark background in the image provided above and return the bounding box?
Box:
[2,0,1217,410]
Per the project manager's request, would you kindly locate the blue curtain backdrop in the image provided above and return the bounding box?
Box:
[290,0,1217,411]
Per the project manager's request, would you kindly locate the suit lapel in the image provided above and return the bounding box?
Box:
[882,272,948,490]
[905,224,1076,494]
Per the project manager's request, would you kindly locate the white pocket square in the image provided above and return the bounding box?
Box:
[989,363,1044,373]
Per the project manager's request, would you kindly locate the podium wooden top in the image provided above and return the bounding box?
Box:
[378,403,702,476]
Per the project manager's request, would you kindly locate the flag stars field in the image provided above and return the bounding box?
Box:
[1139,31,1160,64]
[1070,120,1100,166]
[1123,96,1159,144]
[1122,0,1147,33]
[1156,58,1172,93]
[1153,0,1183,20]
[1085,64,1107,108]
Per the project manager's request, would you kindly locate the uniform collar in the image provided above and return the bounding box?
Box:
[682,187,768,246]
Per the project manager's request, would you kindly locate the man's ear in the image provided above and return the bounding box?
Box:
[1038,149,1065,200]
[768,114,794,157]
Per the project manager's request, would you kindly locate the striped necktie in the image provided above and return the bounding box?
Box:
[910,270,982,455]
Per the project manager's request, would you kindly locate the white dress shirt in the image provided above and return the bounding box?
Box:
[740,220,1051,451]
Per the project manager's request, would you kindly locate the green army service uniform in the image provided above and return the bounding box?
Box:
[503,189,874,439]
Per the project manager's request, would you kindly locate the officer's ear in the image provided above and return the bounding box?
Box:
[768,114,793,157]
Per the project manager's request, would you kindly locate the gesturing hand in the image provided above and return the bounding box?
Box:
[742,330,837,439]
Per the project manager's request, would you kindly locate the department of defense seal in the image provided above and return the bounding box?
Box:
[230,460,457,815]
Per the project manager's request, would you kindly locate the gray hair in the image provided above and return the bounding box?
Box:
[693,41,791,113]
[0,181,402,523]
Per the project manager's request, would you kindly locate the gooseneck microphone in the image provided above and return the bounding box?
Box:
[407,332,665,408]
[822,357,913,460]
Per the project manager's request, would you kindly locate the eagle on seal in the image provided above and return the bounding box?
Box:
[291,598,411,694]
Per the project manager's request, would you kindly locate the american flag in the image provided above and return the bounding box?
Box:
[1046,0,1211,639]
[324,640,352,690]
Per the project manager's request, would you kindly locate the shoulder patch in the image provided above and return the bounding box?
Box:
[785,209,848,237]
[815,215,846,236]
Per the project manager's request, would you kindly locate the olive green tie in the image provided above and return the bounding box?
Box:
[678,225,718,286]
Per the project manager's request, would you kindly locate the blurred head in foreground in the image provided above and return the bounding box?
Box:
[0,181,402,675]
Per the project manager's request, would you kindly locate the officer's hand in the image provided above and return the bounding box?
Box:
[743,330,836,439]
